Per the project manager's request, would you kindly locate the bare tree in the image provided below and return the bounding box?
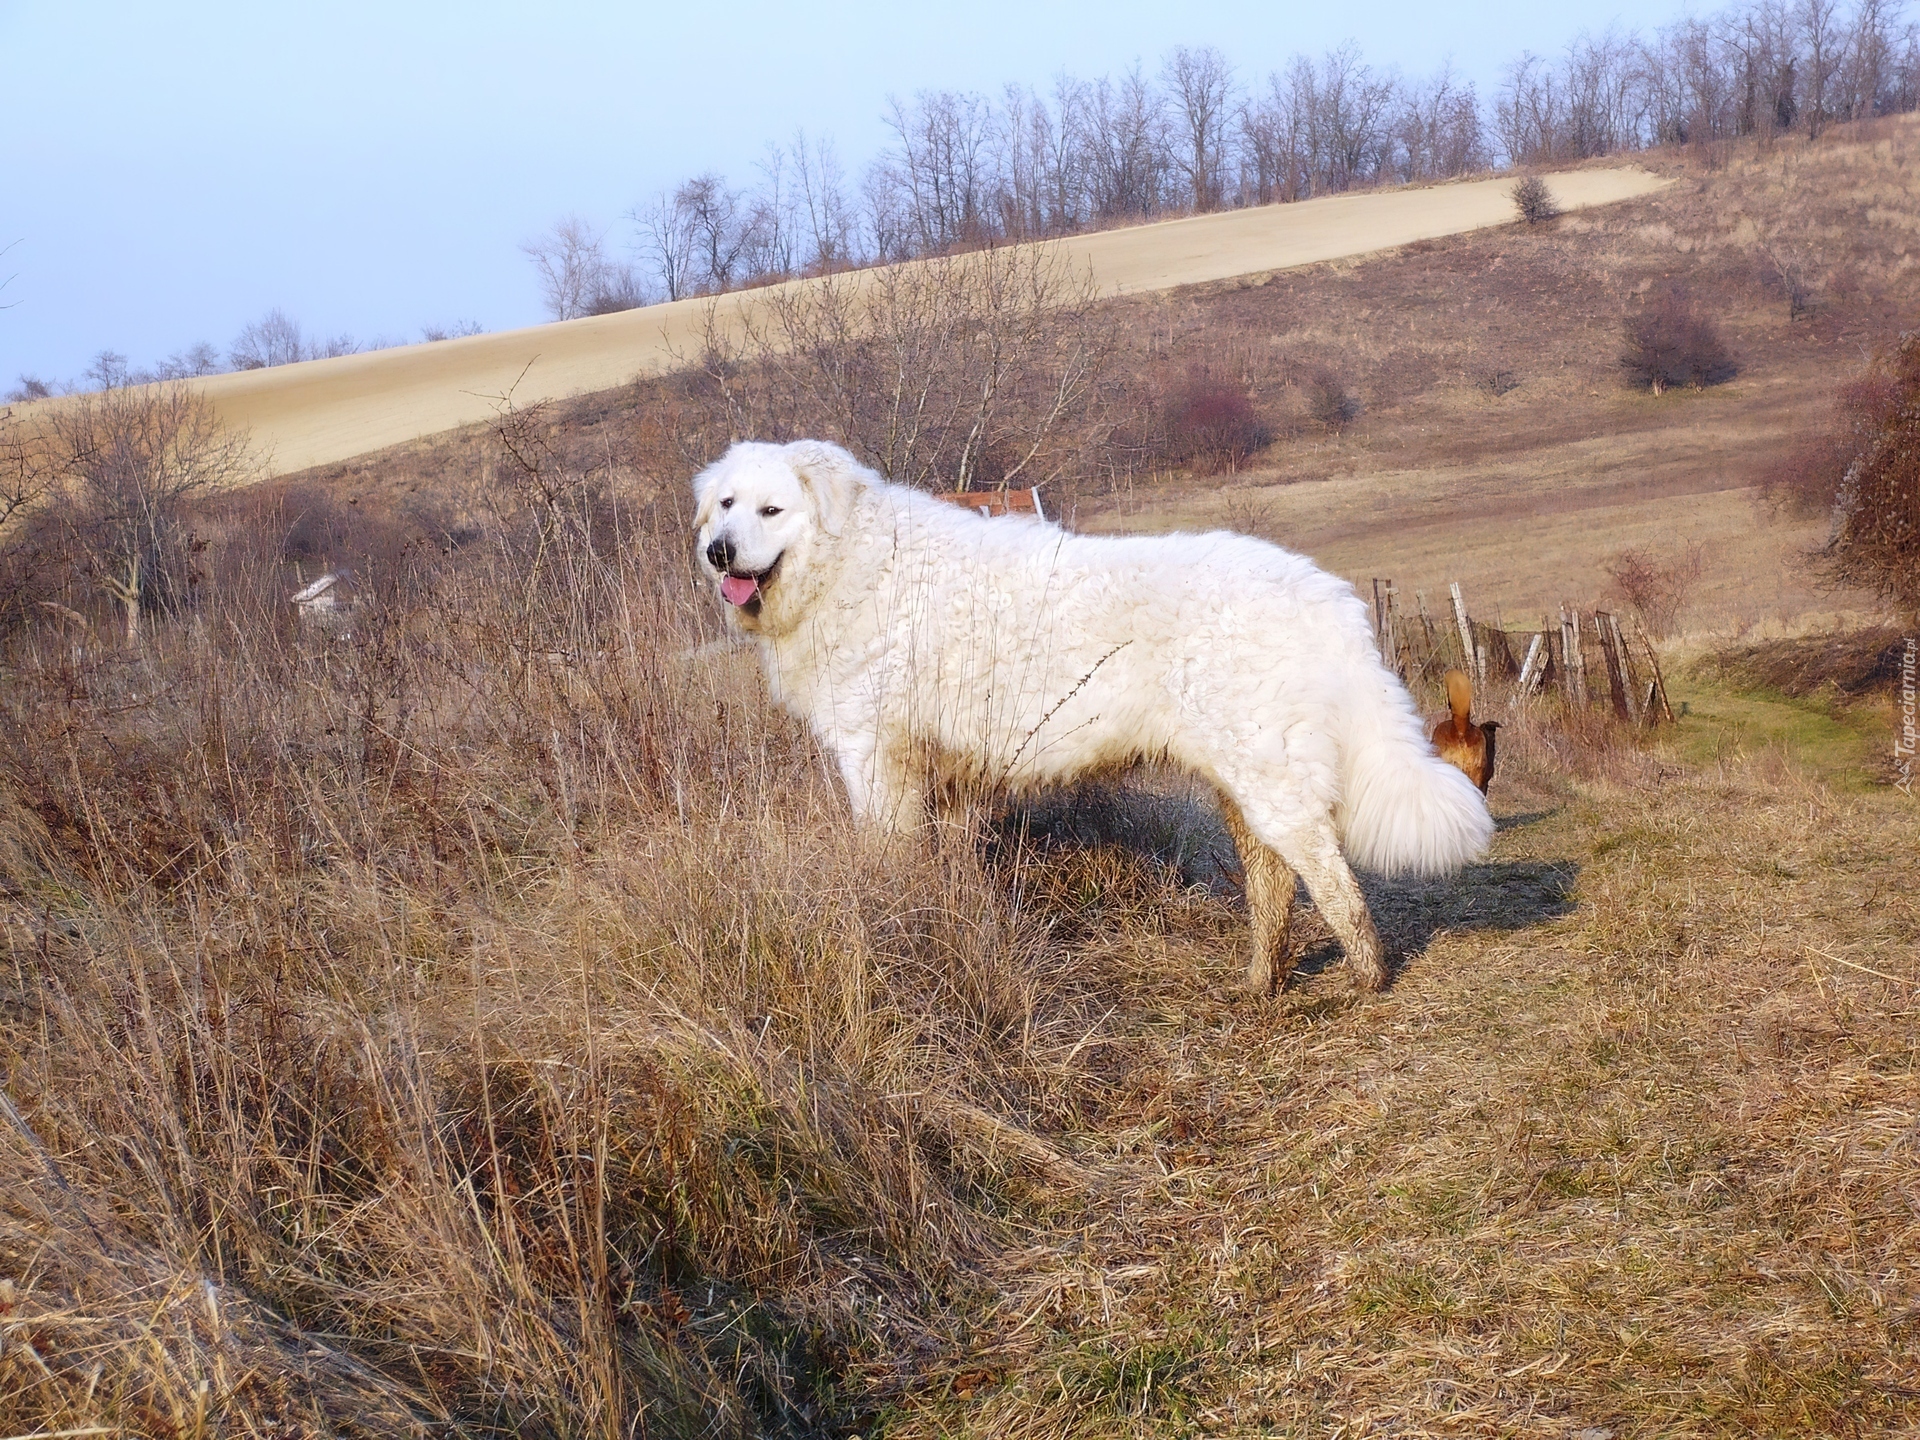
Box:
[1303,44,1398,191]
[1041,73,1090,232]
[1392,65,1488,180]
[1799,0,1845,134]
[1241,71,1309,203]
[678,174,761,292]
[1560,30,1646,156]
[1163,46,1237,211]
[1497,52,1565,162]
[420,319,486,342]
[634,190,698,301]
[32,383,257,640]
[153,341,223,379]
[229,309,355,369]
[1084,66,1169,220]
[521,217,615,320]
[749,144,799,279]
[880,90,996,251]
[790,129,858,272]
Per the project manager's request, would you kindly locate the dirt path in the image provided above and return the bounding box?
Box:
[99,168,1668,479]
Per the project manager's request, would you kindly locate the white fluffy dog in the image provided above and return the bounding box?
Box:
[693,439,1492,992]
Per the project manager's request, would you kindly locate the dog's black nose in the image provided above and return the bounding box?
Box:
[706,537,735,571]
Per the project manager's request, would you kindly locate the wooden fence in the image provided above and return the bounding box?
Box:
[1369,579,1675,725]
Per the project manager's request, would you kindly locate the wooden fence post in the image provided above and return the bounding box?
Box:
[1449,582,1479,684]
[1373,579,1403,675]
[1607,612,1642,726]
[1594,611,1633,722]
[1560,605,1588,706]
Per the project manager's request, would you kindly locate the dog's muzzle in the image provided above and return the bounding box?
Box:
[705,536,779,612]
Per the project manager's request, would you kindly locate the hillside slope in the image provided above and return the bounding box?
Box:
[25,167,1666,479]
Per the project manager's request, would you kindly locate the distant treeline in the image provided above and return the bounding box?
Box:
[524,0,1920,317]
[7,311,487,404]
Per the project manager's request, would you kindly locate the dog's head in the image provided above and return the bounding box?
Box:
[692,440,864,631]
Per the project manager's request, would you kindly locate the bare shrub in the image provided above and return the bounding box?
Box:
[692,243,1115,491]
[1162,369,1270,472]
[1602,540,1708,637]
[1619,284,1735,394]
[7,375,53,402]
[1510,174,1559,223]
[1304,368,1360,431]
[1758,240,1813,320]
[1,383,257,637]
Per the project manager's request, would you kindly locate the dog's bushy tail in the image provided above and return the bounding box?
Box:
[1335,666,1494,877]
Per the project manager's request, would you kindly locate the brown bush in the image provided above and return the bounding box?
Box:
[1761,366,1902,519]
[1819,330,1920,619]
[0,383,257,637]
[1162,369,1271,472]
[1510,174,1559,224]
[1304,368,1360,431]
[1602,540,1707,637]
[1619,284,1735,394]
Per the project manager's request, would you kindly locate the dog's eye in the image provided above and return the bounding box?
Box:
[718,497,735,510]
[759,505,783,518]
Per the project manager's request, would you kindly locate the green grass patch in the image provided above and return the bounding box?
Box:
[1662,670,1890,789]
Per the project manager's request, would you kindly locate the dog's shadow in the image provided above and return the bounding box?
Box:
[991,773,1579,979]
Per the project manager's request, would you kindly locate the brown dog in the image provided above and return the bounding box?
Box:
[1431,670,1499,794]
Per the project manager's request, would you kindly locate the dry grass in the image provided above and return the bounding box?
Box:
[4,118,1919,1440]
[4,452,1916,1436]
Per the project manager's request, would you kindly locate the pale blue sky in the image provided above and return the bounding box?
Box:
[2,0,1689,384]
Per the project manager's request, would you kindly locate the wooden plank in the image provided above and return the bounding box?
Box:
[1633,619,1678,724]
[1516,632,1547,694]
[1608,612,1643,726]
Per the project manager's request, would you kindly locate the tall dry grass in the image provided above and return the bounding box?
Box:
[0,442,1125,1435]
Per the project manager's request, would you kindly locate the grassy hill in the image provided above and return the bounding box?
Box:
[1,119,1916,1437]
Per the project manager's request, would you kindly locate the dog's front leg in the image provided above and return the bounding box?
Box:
[832,732,927,834]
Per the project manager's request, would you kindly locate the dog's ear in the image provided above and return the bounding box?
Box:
[787,441,863,537]
[691,452,731,532]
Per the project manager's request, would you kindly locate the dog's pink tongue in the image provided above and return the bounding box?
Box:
[721,574,759,606]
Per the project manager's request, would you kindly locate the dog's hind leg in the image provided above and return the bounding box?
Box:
[1217,792,1298,995]
[1270,819,1388,992]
